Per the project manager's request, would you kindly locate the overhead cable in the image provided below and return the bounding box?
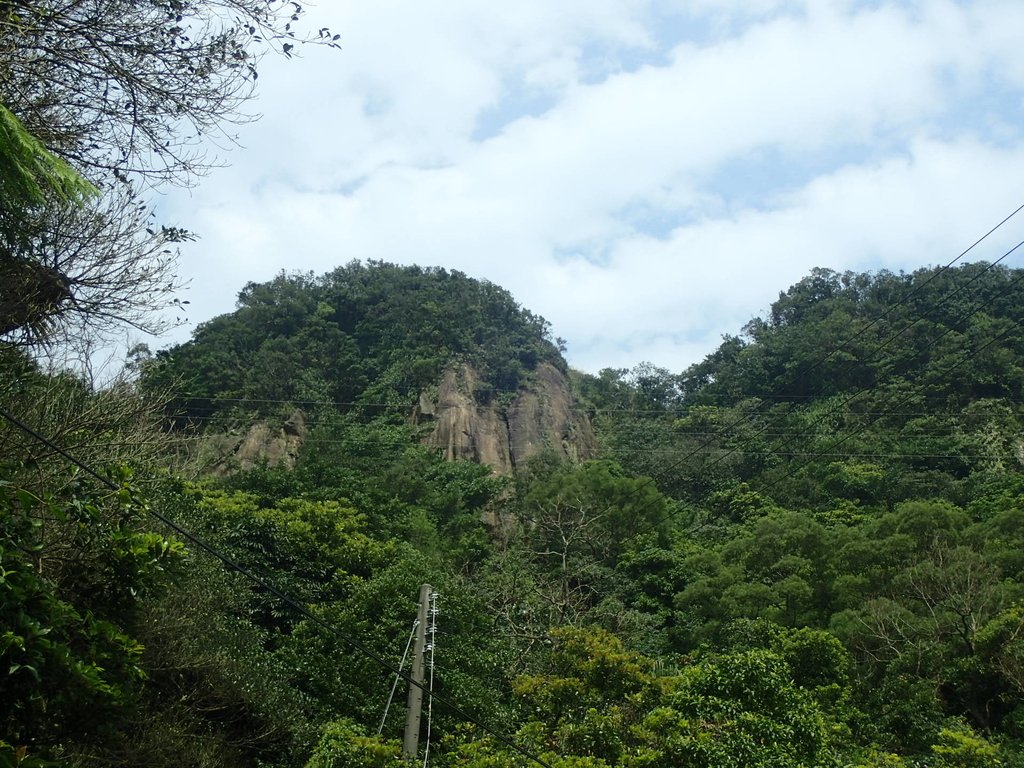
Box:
[0,406,557,768]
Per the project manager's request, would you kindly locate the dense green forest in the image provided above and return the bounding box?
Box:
[145,261,565,427]
[4,259,1024,768]
[3,3,1024,765]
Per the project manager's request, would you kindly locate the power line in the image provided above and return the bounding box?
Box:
[160,212,1024,424]
[170,405,1024,428]
[683,239,1024,453]
[608,293,1024,542]
[563,208,1024,544]
[378,618,418,736]
[51,448,1024,474]
[0,406,558,768]
[678,248,1024,487]
[756,315,1024,497]
[157,392,1024,417]
[578,449,1017,461]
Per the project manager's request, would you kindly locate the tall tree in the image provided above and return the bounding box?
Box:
[0,0,338,348]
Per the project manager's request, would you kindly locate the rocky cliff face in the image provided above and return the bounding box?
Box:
[202,363,595,477]
[416,362,597,474]
[206,409,308,475]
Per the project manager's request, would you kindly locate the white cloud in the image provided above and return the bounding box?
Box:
[158,0,1024,375]
[541,137,1024,370]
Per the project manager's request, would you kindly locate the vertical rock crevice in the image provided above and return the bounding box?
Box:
[419,362,596,474]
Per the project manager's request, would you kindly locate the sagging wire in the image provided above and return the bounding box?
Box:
[378,618,419,735]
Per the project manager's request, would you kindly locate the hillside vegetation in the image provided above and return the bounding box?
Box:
[3,262,1024,767]
[146,261,564,427]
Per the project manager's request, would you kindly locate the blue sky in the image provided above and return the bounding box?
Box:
[157,0,1024,374]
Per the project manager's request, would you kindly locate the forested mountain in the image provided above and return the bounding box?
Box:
[583,263,1024,508]
[147,262,564,423]
[4,261,1024,768]
[144,262,593,475]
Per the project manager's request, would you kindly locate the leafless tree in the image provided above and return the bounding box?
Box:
[0,187,190,346]
[0,0,339,188]
[896,544,1005,655]
[0,352,178,490]
[0,0,337,348]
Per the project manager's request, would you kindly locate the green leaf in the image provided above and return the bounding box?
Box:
[0,103,96,208]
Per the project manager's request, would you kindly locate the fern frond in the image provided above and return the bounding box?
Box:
[0,103,97,208]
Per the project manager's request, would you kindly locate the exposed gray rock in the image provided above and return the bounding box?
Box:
[204,362,595,478]
[419,362,596,474]
[209,409,308,475]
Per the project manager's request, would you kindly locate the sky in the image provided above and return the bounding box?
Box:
[155,0,1024,375]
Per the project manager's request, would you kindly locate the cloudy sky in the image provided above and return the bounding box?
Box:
[156,0,1024,374]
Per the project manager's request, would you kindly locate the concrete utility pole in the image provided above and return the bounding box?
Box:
[403,583,432,762]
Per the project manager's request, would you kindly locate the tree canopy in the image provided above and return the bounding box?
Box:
[0,0,338,349]
[145,262,565,424]
[5,259,1024,767]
